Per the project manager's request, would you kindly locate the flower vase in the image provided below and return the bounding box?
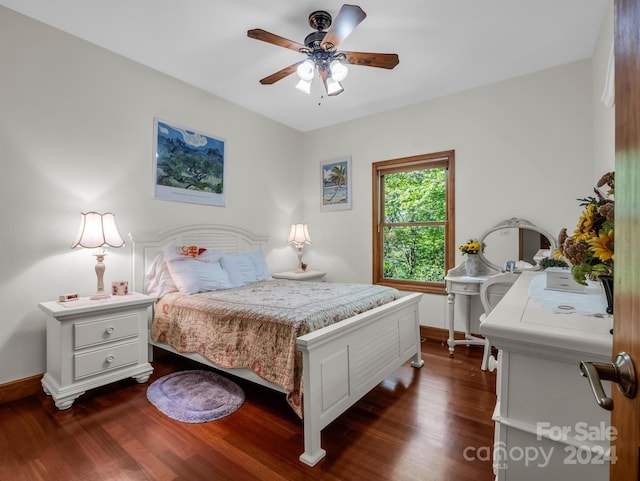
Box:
[600,275,614,315]
[465,254,481,277]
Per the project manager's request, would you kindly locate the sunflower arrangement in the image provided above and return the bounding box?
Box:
[458,239,482,255]
[557,172,614,285]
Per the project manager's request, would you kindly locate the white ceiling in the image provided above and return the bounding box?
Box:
[1,1,609,132]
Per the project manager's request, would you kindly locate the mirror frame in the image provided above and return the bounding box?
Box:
[477,217,557,272]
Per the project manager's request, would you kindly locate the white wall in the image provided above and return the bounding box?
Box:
[0,4,615,384]
[0,8,302,383]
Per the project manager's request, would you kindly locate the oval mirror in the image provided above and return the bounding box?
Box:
[477,218,557,272]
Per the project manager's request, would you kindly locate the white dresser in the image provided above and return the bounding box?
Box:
[480,271,614,480]
[39,293,155,409]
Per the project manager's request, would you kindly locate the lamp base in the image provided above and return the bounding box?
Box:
[91,251,110,300]
[90,290,111,300]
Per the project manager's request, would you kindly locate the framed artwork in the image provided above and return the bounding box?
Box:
[153,118,225,206]
[320,157,352,211]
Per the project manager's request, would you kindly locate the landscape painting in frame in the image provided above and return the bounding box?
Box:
[154,118,225,206]
[321,157,352,211]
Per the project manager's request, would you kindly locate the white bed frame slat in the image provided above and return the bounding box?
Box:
[132,224,424,467]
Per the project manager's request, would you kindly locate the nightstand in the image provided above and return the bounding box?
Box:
[38,293,155,410]
[272,270,327,281]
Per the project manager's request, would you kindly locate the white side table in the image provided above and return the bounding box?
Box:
[272,270,327,281]
[445,273,493,354]
[38,293,155,410]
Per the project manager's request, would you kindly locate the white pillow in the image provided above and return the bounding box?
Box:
[166,257,233,294]
[221,253,258,287]
[162,243,232,294]
[145,252,178,298]
[194,261,233,292]
[195,248,224,264]
[220,249,271,286]
[247,249,272,281]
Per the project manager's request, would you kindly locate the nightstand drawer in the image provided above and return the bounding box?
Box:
[74,314,140,349]
[74,341,139,380]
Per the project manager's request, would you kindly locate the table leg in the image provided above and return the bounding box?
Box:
[447,291,455,354]
[465,293,473,343]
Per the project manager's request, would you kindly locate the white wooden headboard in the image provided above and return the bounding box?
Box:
[132,224,269,294]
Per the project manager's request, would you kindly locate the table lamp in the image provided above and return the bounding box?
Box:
[71,212,125,299]
[288,223,311,272]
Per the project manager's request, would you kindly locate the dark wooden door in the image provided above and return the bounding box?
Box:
[610,0,640,478]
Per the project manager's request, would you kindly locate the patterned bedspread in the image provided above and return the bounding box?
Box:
[151,279,399,418]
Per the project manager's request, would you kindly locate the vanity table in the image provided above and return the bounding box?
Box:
[447,218,555,356]
[480,271,613,480]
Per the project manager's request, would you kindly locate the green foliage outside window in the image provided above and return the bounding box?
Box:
[382,168,447,283]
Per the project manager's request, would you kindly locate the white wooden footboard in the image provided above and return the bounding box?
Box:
[296,292,424,466]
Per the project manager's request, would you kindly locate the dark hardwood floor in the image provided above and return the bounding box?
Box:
[0,340,496,481]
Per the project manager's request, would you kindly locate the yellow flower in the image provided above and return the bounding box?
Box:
[458,239,481,255]
[589,230,614,262]
[574,204,597,242]
[558,171,615,284]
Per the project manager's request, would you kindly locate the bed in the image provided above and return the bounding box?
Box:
[132,224,424,466]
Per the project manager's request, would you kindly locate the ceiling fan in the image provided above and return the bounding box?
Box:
[247,4,399,97]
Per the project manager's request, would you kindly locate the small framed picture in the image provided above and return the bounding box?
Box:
[112,281,129,296]
[320,157,352,211]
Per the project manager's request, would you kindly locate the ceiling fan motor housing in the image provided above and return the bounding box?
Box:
[304,31,327,49]
[308,10,332,31]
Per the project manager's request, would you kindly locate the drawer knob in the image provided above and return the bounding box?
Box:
[106,355,115,363]
[106,326,115,335]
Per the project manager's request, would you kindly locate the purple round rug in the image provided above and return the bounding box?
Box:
[147,370,245,423]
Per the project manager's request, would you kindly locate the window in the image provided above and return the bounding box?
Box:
[372,151,455,294]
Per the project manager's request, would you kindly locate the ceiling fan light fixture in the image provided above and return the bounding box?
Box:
[295,78,312,94]
[330,59,348,81]
[296,59,315,81]
[326,77,344,96]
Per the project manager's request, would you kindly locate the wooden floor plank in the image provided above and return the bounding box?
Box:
[0,341,496,480]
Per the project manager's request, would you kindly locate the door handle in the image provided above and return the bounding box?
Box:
[579,352,637,411]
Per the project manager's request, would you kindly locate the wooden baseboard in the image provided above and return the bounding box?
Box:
[419,325,485,344]
[0,374,43,405]
[420,325,448,343]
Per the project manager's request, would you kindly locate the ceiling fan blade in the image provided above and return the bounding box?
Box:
[259,61,303,85]
[321,4,366,50]
[341,51,399,69]
[247,29,307,53]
